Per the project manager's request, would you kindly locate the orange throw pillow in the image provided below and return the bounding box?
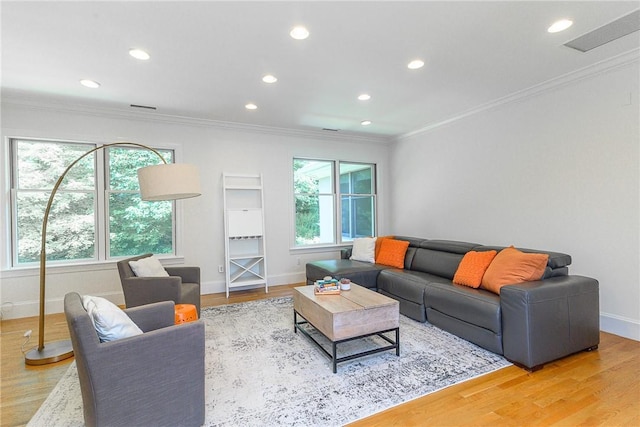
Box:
[376,239,409,269]
[374,235,395,259]
[453,250,498,288]
[481,246,549,294]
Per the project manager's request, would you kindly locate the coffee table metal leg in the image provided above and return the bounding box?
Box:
[294,309,399,373]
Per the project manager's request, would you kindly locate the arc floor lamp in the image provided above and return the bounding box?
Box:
[25,142,201,365]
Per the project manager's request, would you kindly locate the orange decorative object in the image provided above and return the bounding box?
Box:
[481,246,549,294]
[174,304,198,324]
[376,239,410,269]
[453,250,498,288]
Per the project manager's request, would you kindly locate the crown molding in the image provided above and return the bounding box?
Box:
[0,92,392,146]
[397,48,640,142]
[4,48,637,146]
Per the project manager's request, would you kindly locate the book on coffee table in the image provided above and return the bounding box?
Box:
[314,286,340,295]
[314,279,341,295]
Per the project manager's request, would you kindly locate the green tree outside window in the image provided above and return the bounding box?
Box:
[11,139,176,265]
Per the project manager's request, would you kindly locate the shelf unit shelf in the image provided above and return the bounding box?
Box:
[223,173,268,297]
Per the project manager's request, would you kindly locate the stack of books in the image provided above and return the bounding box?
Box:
[314,279,341,295]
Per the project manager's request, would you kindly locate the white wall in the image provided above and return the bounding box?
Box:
[390,60,639,340]
[3,61,638,342]
[0,101,390,319]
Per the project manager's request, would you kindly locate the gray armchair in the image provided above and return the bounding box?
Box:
[64,292,205,427]
[117,253,201,316]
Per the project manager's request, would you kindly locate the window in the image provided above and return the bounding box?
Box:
[340,163,375,240]
[10,138,175,266]
[293,158,376,246]
[107,147,174,258]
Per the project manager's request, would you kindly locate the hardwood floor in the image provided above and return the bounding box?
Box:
[1,284,638,427]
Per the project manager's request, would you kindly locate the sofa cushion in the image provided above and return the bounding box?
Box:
[377,270,432,322]
[420,240,480,254]
[378,269,446,304]
[374,235,394,259]
[410,249,465,279]
[474,245,571,269]
[376,238,410,268]
[481,246,549,294]
[453,250,498,288]
[128,255,169,277]
[82,295,143,342]
[424,282,502,335]
[350,237,376,263]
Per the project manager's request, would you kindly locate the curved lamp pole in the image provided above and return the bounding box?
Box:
[25,142,201,365]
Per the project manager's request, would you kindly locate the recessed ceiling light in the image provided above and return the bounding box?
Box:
[129,48,150,60]
[80,79,100,88]
[361,120,372,126]
[358,94,371,101]
[262,74,278,84]
[290,26,309,40]
[245,103,258,110]
[407,59,424,70]
[548,19,573,33]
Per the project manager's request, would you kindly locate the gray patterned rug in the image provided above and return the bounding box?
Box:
[28,297,511,426]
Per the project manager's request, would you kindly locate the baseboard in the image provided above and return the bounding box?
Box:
[600,312,640,341]
[0,291,124,320]
[200,272,306,296]
[1,273,306,320]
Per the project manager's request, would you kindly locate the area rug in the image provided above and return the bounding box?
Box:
[28,297,511,426]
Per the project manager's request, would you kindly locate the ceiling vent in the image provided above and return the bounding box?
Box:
[130,104,157,110]
[564,9,640,52]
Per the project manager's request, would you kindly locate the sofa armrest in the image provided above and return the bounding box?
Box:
[165,266,200,284]
[500,275,599,370]
[124,301,175,332]
[341,248,352,259]
[88,320,205,425]
[122,276,182,308]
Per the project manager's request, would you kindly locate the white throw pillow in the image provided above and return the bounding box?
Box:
[81,295,143,342]
[128,255,169,277]
[350,237,377,263]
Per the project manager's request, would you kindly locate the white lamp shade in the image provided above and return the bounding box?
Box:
[137,163,201,201]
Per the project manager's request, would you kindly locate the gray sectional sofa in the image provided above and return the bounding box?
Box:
[305,236,600,370]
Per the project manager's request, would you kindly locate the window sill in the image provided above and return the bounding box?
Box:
[289,244,352,255]
[1,255,185,279]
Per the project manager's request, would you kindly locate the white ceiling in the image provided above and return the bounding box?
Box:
[2,1,639,139]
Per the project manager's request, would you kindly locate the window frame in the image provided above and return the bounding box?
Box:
[8,137,180,268]
[292,157,377,249]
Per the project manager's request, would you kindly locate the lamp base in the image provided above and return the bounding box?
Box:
[25,340,74,366]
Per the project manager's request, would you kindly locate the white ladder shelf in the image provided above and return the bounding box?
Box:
[222,173,268,297]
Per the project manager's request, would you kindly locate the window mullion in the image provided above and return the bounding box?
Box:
[95,148,106,261]
[10,188,19,267]
[334,160,341,244]
[10,141,19,267]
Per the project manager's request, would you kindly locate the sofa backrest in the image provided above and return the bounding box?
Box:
[393,236,427,269]
[474,245,571,278]
[393,236,572,279]
[411,240,479,279]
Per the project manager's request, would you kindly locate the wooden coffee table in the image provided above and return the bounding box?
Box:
[293,283,400,373]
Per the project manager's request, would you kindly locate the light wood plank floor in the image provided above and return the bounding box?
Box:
[1,284,638,427]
